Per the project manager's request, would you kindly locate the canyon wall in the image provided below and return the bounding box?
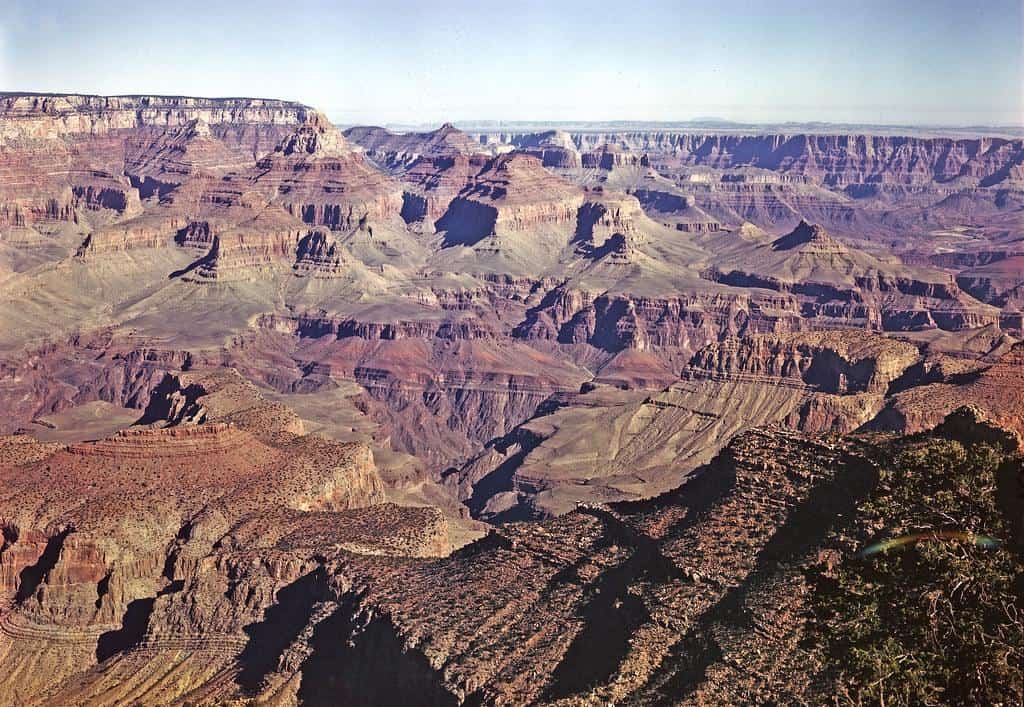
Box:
[479,130,1024,186]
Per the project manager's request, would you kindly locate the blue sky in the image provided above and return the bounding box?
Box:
[3,0,1021,126]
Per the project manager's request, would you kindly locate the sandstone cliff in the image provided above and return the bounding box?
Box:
[481,130,1024,187]
[0,93,315,147]
[436,153,585,246]
[0,369,465,705]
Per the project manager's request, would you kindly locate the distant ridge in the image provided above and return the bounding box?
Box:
[373,119,1024,140]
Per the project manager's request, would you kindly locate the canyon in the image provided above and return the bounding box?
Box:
[0,94,1021,704]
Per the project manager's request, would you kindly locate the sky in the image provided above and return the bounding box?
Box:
[2,0,1022,126]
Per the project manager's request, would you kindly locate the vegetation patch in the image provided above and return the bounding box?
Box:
[808,433,1023,705]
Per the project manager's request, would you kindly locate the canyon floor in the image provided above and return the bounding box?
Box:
[0,94,1021,705]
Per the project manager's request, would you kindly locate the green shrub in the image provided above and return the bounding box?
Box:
[808,437,1023,705]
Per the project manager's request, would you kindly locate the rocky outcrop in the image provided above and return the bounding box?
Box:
[76,213,187,255]
[769,219,847,253]
[581,144,646,169]
[292,228,355,277]
[493,130,582,168]
[179,215,307,282]
[867,342,1024,446]
[685,330,921,393]
[701,220,1000,332]
[0,365,422,703]
[344,123,485,170]
[399,153,489,227]
[437,153,584,246]
[574,187,646,251]
[514,284,804,355]
[271,313,501,341]
[64,422,252,458]
[250,124,405,231]
[516,144,581,168]
[788,392,887,434]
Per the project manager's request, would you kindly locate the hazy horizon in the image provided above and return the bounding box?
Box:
[3,0,1022,127]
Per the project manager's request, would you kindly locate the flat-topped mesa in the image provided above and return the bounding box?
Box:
[685,330,922,393]
[75,213,189,256]
[0,93,316,142]
[269,310,503,342]
[139,368,306,435]
[513,284,807,356]
[66,422,248,458]
[631,187,725,233]
[0,435,387,690]
[74,187,270,255]
[517,144,581,168]
[2,422,381,534]
[0,368,387,622]
[505,129,579,152]
[179,212,309,282]
[472,128,584,161]
[179,211,377,283]
[182,232,263,282]
[437,153,585,245]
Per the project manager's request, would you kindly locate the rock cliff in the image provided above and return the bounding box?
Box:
[701,220,999,332]
[0,368,466,704]
[478,130,1024,187]
[0,93,315,147]
[344,123,485,170]
[448,330,921,519]
[436,153,585,246]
